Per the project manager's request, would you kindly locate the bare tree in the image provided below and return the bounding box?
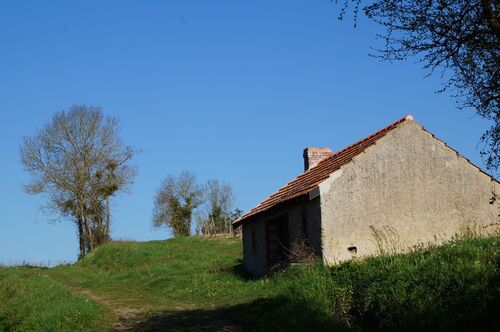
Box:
[152,171,204,237]
[196,179,237,236]
[20,105,137,259]
[336,0,499,172]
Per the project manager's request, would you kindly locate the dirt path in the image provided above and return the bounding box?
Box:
[41,273,145,331]
[41,273,242,331]
[70,286,145,331]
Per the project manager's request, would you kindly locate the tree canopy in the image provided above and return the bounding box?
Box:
[152,171,204,237]
[337,0,499,172]
[196,179,238,236]
[20,105,137,258]
[152,172,241,237]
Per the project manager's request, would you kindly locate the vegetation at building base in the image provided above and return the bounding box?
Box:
[1,235,499,331]
[279,235,500,331]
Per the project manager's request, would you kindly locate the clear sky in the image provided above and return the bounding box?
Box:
[0,0,492,265]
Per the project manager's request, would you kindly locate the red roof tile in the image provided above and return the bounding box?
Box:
[233,115,412,228]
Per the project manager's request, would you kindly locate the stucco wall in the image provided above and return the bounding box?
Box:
[319,120,500,264]
[286,197,322,254]
[242,197,322,276]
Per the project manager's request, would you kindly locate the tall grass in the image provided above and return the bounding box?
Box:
[278,236,500,331]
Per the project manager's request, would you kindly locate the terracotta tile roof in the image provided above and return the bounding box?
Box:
[233,115,412,228]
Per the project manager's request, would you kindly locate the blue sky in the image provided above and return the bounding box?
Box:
[0,0,491,265]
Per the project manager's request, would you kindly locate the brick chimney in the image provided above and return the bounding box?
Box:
[303,147,333,171]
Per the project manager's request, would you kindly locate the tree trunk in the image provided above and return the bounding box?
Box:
[105,195,110,241]
[77,216,85,259]
[81,203,94,252]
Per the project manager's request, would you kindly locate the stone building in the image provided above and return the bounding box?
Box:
[233,115,499,276]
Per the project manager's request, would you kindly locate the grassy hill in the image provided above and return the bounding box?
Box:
[1,235,500,331]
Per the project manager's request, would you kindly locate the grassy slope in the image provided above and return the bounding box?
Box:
[2,235,500,331]
[0,267,108,332]
[46,236,344,330]
[48,237,278,309]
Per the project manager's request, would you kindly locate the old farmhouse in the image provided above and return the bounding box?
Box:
[233,115,499,276]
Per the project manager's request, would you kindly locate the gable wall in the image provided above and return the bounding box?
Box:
[242,197,322,276]
[319,120,499,264]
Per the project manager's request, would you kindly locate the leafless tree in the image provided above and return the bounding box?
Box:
[20,105,137,259]
[152,170,204,237]
[196,179,237,236]
[336,0,499,172]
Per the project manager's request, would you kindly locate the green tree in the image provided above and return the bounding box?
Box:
[152,171,204,237]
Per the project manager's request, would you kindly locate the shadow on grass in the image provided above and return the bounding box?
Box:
[217,261,291,280]
[128,281,500,332]
[130,297,351,332]
[213,261,258,281]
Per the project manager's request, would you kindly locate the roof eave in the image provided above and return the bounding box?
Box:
[232,193,310,229]
[234,115,412,229]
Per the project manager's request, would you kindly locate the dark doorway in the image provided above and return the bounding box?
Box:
[266,215,290,269]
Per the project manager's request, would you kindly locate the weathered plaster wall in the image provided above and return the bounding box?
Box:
[320,120,499,264]
[287,197,322,254]
[242,197,322,276]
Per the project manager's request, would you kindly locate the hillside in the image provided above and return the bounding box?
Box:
[1,235,500,331]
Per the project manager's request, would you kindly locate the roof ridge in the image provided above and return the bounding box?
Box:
[234,115,412,227]
[311,115,409,171]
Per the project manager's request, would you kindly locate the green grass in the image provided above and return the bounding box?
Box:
[45,236,344,330]
[0,267,107,332]
[279,236,500,331]
[2,235,500,331]
[49,237,279,309]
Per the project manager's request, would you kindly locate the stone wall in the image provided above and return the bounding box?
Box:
[319,120,499,264]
